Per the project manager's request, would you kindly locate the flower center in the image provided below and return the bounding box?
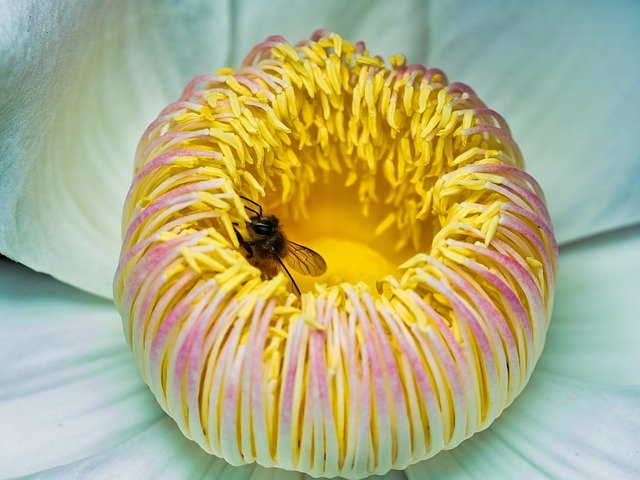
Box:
[205,33,522,296]
[114,31,558,480]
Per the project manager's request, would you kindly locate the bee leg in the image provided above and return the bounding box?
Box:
[276,257,301,296]
[234,227,254,259]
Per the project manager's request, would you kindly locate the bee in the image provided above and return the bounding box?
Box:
[235,196,327,295]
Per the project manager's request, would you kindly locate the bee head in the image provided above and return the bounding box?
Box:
[249,214,278,237]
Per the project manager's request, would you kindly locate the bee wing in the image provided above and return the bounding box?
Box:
[284,241,327,277]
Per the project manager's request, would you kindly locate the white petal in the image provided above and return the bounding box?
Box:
[32,418,263,480]
[37,417,409,479]
[0,1,234,298]
[425,0,640,244]
[33,417,409,480]
[538,225,640,386]
[406,372,640,479]
[0,259,164,476]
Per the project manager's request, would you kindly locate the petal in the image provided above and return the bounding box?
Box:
[32,418,262,480]
[0,258,164,476]
[425,0,640,244]
[538,225,640,386]
[0,1,234,298]
[229,0,429,62]
[37,417,408,479]
[406,372,640,479]
[0,259,409,479]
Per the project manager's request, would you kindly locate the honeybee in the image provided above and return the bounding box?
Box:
[235,196,327,295]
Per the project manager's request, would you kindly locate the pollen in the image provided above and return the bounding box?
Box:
[114,31,558,479]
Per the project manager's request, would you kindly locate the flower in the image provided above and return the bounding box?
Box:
[1,1,639,479]
[114,31,557,478]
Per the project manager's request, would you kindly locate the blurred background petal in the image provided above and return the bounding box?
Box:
[425,0,640,244]
[0,0,231,297]
[538,224,640,386]
[406,373,640,480]
[0,258,163,477]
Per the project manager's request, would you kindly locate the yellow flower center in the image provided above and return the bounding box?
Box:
[114,31,557,479]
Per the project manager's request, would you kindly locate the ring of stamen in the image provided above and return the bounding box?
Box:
[114,30,558,479]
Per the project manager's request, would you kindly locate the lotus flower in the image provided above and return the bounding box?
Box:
[1,2,639,479]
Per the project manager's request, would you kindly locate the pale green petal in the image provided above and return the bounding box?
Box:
[538,225,640,386]
[33,419,407,479]
[425,0,640,244]
[0,0,233,298]
[406,372,640,479]
[29,418,262,480]
[0,258,163,476]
